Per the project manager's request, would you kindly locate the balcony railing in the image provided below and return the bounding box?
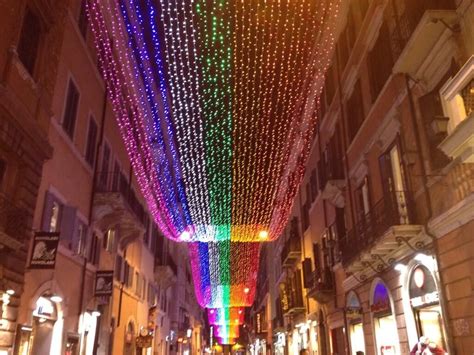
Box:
[0,193,29,248]
[340,190,415,265]
[281,234,302,267]
[390,0,456,60]
[307,268,334,304]
[319,158,345,191]
[96,172,146,225]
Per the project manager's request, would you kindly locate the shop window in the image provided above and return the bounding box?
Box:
[409,265,446,350]
[17,8,42,76]
[371,282,400,355]
[85,117,98,167]
[62,80,80,139]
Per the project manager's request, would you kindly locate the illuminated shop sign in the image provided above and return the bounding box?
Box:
[370,283,391,315]
[409,265,439,308]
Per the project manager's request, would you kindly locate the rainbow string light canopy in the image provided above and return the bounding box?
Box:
[87,0,341,344]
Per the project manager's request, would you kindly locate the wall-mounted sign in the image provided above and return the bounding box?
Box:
[29,232,60,269]
[409,265,439,308]
[346,291,363,320]
[94,270,114,296]
[371,283,391,315]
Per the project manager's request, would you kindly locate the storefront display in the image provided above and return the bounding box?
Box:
[371,282,399,355]
[346,291,365,355]
[409,265,446,349]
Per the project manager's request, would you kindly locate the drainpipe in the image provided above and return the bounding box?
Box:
[404,75,455,354]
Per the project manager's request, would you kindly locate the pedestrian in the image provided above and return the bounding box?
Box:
[410,336,430,355]
[300,349,309,355]
[427,342,446,354]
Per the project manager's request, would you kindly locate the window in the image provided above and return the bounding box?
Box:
[346,80,365,142]
[85,117,98,167]
[88,234,101,265]
[17,8,41,75]
[368,22,393,102]
[99,144,111,188]
[77,0,89,38]
[325,64,336,106]
[49,201,62,232]
[310,169,318,201]
[124,263,134,288]
[115,255,123,281]
[144,216,150,247]
[75,221,88,256]
[62,80,80,139]
[104,229,115,253]
[135,272,141,296]
[355,177,371,223]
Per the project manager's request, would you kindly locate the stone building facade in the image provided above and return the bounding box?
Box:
[0,0,67,352]
[1,1,205,354]
[251,0,473,354]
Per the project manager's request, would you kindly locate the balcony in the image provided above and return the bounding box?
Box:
[320,159,345,208]
[339,191,427,278]
[155,255,178,288]
[282,270,305,316]
[307,268,334,304]
[438,57,474,163]
[391,0,457,79]
[0,194,29,251]
[93,172,146,248]
[281,234,302,268]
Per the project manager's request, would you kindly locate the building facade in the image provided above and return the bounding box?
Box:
[251,0,474,354]
[0,1,205,355]
[0,0,68,353]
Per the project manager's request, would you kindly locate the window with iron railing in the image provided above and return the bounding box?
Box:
[388,0,456,61]
[368,21,393,103]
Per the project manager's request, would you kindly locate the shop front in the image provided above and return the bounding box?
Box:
[345,291,365,355]
[407,264,446,349]
[370,281,399,355]
[14,295,63,355]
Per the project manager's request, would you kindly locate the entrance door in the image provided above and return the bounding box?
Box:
[349,323,365,355]
[30,318,54,355]
[416,305,446,350]
[330,327,346,355]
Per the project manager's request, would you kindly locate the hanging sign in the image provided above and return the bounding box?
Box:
[94,270,114,296]
[29,232,60,269]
